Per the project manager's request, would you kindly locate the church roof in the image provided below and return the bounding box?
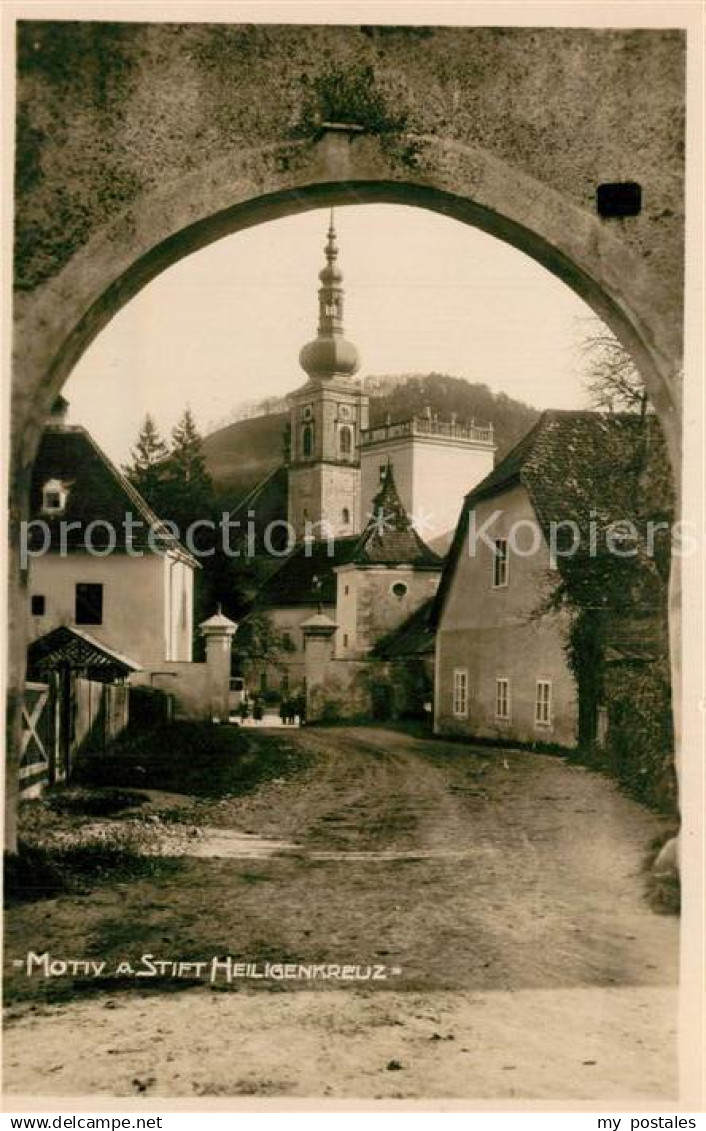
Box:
[350,463,442,568]
[255,464,441,610]
[256,536,359,608]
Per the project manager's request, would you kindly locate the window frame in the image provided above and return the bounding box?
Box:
[31,594,46,617]
[41,478,68,515]
[301,423,314,458]
[495,677,510,721]
[452,667,469,718]
[492,537,509,588]
[535,679,552,727]
[339,425,353,458]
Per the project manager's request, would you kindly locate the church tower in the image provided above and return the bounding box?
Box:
[286,213,369,541]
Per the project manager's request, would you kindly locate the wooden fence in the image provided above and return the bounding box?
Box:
[19,677,130,797]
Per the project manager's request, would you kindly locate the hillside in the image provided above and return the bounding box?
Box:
[202,374,540,507]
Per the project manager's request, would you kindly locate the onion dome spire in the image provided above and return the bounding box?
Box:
[299,210,361,381]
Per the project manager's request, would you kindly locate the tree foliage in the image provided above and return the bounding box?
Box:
[579,320,650,414]
[122,414,170,512]
[234,612,288,677]
[540,330,675,811]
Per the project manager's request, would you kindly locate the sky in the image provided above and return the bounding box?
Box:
[63,203,600,465]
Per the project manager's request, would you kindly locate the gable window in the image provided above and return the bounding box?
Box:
[339,426,353,457]
[391,581,408,599]
[41,478,67,515]
[453,668,468,718]
[495,677,510,720]
[492,538,509,588]
[31,595,46,616]
[535,680,552,727]
[302,424,314,458]
[75,583,103,626]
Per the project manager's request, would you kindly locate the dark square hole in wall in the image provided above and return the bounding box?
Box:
[596,182,642,218]
[31,594,45,616]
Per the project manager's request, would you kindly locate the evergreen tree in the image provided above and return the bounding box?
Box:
[123,414,169,512]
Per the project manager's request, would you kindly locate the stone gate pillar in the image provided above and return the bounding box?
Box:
[301,612,338,722]
[200,609,238,724]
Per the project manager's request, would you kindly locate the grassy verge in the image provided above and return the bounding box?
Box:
[4,823,177,905]
[74,721,310,797]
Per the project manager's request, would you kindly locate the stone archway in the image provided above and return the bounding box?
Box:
[8,23,685,851]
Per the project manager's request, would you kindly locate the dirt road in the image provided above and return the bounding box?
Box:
[3,727,679,1102]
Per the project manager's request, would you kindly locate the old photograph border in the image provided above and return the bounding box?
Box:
[1,0,704,1116]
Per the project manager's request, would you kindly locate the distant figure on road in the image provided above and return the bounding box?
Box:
[238,698,250,724]
[293,693,306,726]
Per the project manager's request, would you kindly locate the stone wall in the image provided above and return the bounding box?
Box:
[7,20,687,850]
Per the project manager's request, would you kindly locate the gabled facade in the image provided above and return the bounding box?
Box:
[434,476,578,746]
[432,410,672,749]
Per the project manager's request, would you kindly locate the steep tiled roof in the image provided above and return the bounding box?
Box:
[255,465,441,610]
[432,410,672,625]
[256,536,359,608]
[29,426,198,565]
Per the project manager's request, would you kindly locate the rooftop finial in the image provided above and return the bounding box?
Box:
[299,210,360,381]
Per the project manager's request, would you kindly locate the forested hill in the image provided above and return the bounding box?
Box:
[202,373,540,508]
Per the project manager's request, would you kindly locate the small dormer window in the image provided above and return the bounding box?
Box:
[41,479,67,515]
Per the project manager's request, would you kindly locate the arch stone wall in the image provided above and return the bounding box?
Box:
[7,22,686,849]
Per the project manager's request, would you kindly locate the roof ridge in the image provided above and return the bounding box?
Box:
[40,426,199,567]
[228,465,284,518]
